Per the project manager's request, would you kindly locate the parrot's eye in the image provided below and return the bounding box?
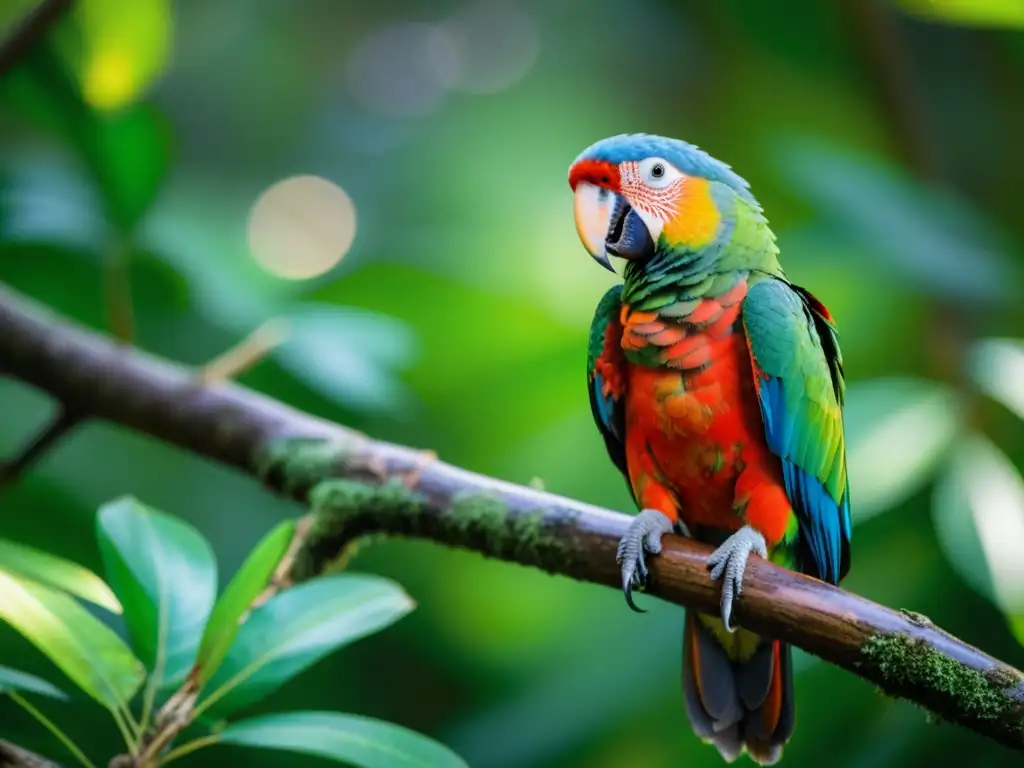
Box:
[638,157,678,189]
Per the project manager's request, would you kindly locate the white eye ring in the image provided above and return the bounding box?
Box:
[639,157,678,189]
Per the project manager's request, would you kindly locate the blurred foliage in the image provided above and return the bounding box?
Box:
[0,495,448,767]
[896,0,1024,29]
[1,0,1023,766]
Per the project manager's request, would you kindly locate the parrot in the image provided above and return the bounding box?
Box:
[568,133,851,765]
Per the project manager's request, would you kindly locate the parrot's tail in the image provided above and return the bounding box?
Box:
[682,610,794,766]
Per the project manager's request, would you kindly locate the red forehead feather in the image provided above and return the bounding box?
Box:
[568,159,620,191]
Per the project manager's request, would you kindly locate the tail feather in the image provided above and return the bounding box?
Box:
[683,611,794,765]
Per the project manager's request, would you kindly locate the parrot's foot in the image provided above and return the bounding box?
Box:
[616,509,675,613]
[707,525,767,633]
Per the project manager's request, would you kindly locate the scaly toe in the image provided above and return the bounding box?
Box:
[616,509,674,613]
[707,525,768,633]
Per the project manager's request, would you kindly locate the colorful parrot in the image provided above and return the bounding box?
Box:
[569,134,851,765]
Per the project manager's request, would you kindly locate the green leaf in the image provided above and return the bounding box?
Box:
[969,337,1024,421]
[96,496,217,687]
[844,377,961,523]
[0,39,171,232]
[0,570,143,709]
[896,0,1024,28]
[217,711,469,768]
[194,519,295,685]
[0,538,120,613]
[74,0,173,110]
[86,104,173,232]
[199,574,414,718]
[932,434,1024,644]
[0,666,67,700]
[276,302,419,414]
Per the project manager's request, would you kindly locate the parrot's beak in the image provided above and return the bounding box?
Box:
[573,181,655,270]
[572,181,620,273]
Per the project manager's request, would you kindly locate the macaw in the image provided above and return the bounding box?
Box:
[569,134,851,765]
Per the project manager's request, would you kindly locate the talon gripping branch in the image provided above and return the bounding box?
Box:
[569,134,852,765]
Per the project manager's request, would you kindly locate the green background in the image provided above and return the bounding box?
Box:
[2,0,1024,766]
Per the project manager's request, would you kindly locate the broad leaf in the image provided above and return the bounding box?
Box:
[96,496,217,688]
[969,337,1024,421]
[276,302,418,414]
[844,377,961,523]
[217,711,469,768]
[897,0,1024,28]
[200,574,414,718]
[86,105,173,233]
[932,434,1024,644]
[0,570,143,709]
[0,666,66,700]
[194,519,295,685]
[0,537,120,613]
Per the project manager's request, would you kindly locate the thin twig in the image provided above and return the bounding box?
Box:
[0,285,1023,749]
[0,0,72,79]
[196,318,290,386]
[0,409,82,486]
[103,238,134,346]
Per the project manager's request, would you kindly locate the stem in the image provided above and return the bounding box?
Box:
[8,692,97,768]
[108,701,139,752]
[140,587,172,734]
[157,735,220,766]
[103,236,134,346]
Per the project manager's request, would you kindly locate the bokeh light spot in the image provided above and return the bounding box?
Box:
[247,175,357,280]
[346,22,457,119]
[437,2,539,94]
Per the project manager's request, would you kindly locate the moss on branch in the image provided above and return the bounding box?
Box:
[862,633,1024,743]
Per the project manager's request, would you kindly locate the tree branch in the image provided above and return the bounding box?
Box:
[1,285,1023,751]
[0,740,60,768]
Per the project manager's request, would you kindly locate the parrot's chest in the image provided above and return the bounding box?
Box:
[623,326,768,523]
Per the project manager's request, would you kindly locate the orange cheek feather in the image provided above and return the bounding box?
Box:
[662,177,721,248]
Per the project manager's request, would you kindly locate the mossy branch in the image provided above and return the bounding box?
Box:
[2,284,1024,751]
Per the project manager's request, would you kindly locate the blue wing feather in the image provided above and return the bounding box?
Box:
[743,280,851,585]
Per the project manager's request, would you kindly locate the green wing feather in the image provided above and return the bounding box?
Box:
[587,285,633,500]
[741,278,851,583]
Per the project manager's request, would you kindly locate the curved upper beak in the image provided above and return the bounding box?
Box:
[573,181,620,273]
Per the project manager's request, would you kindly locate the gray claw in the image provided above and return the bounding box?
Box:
[616,509,674,613]
[706,525,767,632]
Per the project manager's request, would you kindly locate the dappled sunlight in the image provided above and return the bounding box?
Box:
[844,378,961,523]
[935,437,1024,626]
[970,337,1024,420]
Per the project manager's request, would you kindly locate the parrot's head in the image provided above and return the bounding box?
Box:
[568,133,755,272]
